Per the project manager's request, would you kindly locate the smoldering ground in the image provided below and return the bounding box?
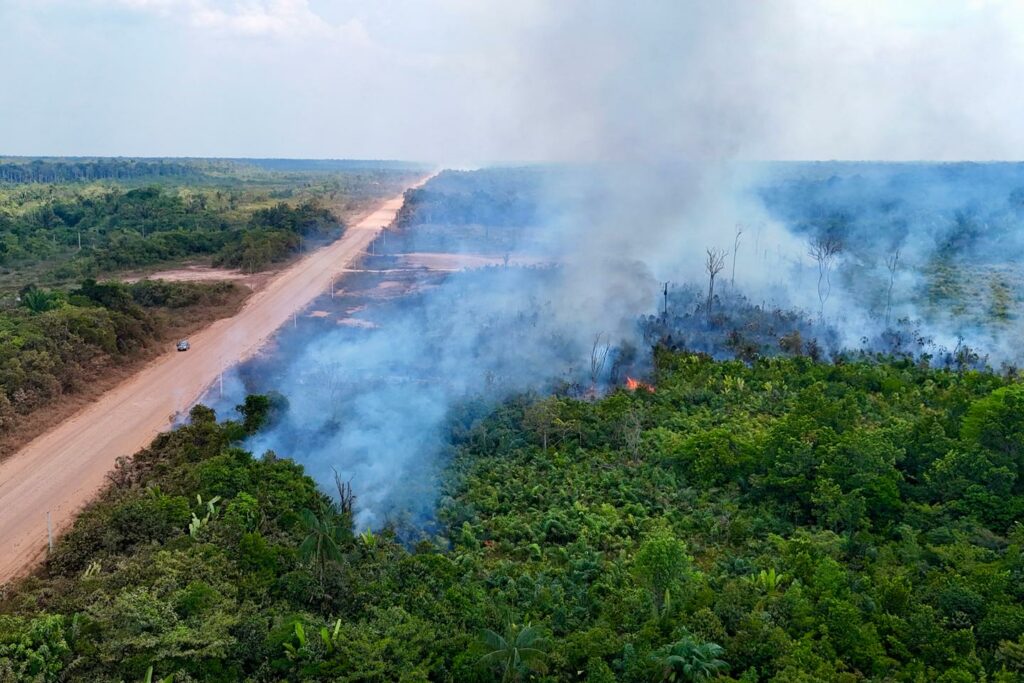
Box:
[201,181,646,530]
[202,1,1024,530]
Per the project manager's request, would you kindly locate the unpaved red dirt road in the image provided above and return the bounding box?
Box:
[0,177,431,583]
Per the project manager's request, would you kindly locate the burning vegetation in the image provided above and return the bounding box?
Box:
[624,376,655,392]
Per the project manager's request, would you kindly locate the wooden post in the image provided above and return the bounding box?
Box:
[46,511,53,554]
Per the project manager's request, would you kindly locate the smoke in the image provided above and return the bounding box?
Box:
[199,2,1024,529]
[506,1,1024,361]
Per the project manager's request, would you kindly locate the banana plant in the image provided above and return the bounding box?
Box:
[283,621,308,662]
[320,619,342,654]
[359,528,377,549]
[188,494,222,538]
[142,665,173,683]
[745,567,787,594]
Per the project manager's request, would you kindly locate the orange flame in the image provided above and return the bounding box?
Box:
[625,376,655,393]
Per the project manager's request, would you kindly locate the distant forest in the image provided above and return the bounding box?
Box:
[0,159,424,288]
[0,159,205,184]
[0,158,429,185]
[0,186,342,281]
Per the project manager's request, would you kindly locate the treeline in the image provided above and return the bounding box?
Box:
[398,168,542,228]
[0,186,342,281]
[390,168,544,255]
[0,278,241,435]
[757,162,1024,265]
[0,159,204,185]
[215,200,340,272]
[5,351,1024,681]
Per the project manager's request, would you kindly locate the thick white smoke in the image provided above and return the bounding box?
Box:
[203,2,1024,528]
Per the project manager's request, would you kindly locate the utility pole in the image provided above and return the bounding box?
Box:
[662,281,669,321]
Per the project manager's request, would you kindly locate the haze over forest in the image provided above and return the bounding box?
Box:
[4,1,1024,162]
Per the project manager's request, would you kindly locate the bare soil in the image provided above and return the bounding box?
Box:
[123,266,258,287]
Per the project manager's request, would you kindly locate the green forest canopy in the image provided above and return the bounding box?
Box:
[0,160,423,289]
[4,351,1024,681]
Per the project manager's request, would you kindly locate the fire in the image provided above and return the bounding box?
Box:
[625,376,655,393]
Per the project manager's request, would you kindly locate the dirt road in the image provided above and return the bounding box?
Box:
[0,177,431,583]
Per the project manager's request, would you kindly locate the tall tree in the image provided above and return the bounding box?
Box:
[298,504,348,582]
[731,225,743,287]
[705,248,727,323]
[884,247,900,327]
[808,236,842,318]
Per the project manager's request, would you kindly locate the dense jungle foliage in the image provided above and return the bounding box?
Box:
[0,186,340,282]
[0,158,425,289]
[4,351,1024,682]
[0,278,242,438]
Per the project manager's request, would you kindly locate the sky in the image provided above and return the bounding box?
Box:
[1,0,1023,162]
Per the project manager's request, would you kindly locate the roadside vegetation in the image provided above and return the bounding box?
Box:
[4,350,1024,681]
[0,278,247,457]
[0,158,422,290]
[0,185,339,286]
[0,157,421,456]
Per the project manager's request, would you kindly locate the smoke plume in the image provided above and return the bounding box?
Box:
[203,2,1024,528]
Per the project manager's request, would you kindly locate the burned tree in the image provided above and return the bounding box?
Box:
[808,236,842,318]
[731,225,743,287]
[884,247,900,327]
[705,247,728,323]
[662,281,670,322]
[333,467,355,516]
[589,332,610,391]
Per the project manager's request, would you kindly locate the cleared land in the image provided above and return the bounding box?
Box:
[0,176,431,583]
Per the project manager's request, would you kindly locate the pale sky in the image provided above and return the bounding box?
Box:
[2,0,1024,162]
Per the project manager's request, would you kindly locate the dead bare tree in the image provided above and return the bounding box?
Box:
[705,247,728,322]
[808,236,842,318]
[313,361,347,405]
[731,225,743,287]
[589,333,610,391]
[332,467,355,515]
[884,247,901,327]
